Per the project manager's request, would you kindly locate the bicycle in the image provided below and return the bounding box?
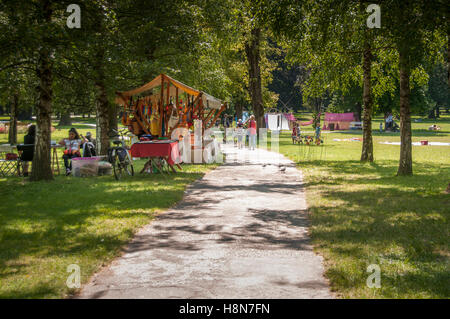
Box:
[107,128,134,180]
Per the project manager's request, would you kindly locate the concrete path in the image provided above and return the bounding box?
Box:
[77,145,333,299]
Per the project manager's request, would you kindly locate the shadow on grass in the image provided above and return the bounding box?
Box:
[302,160,449,297]
[0,167,208,298]
[0,282,56,299]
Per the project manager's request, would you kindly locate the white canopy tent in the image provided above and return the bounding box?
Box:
[266,113,291,131]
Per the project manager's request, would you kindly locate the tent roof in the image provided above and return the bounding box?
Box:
[324,112,355,122]
[115,74,224,109]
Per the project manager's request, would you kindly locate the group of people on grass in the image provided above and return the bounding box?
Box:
[20,126,96,176]
[291,122,322,144]
[382,113,400,132]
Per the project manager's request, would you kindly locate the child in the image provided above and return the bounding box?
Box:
[379,122,383,133]
[292,123,300,143]
[59,128,86,175]
[315,123,322,144]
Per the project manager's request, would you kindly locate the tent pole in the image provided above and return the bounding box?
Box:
[206,104,226,130]
[159,74,164,137]
[165,80,170,137]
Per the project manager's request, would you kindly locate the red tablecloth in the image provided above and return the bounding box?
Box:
[130,141,180,166]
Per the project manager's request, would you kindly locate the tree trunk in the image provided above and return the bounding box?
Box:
[397,50,413,176]
[94,54,110,156]
[447,31,449,89]
[361,48,374,162]
[235,102,243,121]
[95,81,110,156]
[355,102,362,122]
[245,27,265,131]
[8,93,18,145]
[108,103,118,133]
[93,19,110,155]
[30,0,53,181]
[58,111,72,126]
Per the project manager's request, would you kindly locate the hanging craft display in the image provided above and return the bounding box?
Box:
[115,73,227,139]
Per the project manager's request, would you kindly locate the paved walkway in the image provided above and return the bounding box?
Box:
[77,145,333,298]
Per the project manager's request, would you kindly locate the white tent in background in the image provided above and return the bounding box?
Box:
[280,114,290,130]
[265,109,293,131]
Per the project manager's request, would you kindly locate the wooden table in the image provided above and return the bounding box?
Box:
[51,144,63,175]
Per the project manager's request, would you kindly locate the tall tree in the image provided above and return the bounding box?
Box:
[0,0,72,181]
[266,0,383,162]
[381,0,446,175]
[245,27,265,129]
[228,1,279,130]
[31,0,55,181]
[8,92,18,144]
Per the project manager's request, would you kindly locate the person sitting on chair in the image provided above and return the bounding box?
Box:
[20,124,36,177]
[59,128,86,175]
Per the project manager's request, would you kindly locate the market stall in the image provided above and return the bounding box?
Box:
[115,74,226,138]
[115,74,227,167]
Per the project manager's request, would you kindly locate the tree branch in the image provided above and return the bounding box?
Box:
[0,60,34,72]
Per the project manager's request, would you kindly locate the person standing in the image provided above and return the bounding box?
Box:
[236,119,244,149]
[386,113,393,131]
[292,123,299,143]
[247,115,257,150]
[20,124,36,177]
[315,123,322,144]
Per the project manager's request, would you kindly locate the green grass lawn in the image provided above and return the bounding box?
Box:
[278,115,450,298]
[1,115,449,298]
[0,154,216,298]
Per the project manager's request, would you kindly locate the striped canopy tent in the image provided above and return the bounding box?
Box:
[115,74,227,138]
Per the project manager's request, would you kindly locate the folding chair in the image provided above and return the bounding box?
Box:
[0,159,19,177]
[0,148,19,177]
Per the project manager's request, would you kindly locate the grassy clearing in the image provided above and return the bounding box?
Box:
[278,115,450,298]
[0,160,216,298]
